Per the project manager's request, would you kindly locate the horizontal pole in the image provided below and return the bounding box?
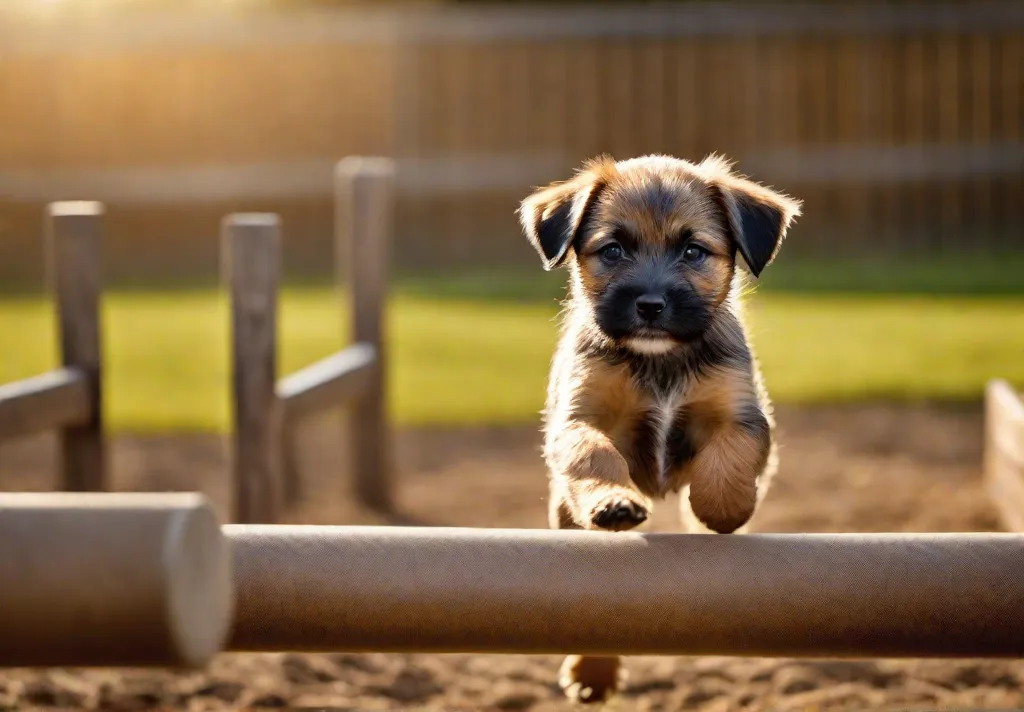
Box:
[278,343,376,423]
[0,493,233,668]
[226,526,1024,658]
[2,143,1024,204]
[0,367,91,440]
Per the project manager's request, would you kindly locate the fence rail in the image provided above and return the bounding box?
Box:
[0,368,91,442]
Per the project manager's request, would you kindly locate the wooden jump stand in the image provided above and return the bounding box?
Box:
[223,157,395,523]
[984,379,1024,532]
[0,201,106,492]
[0,157,396,524]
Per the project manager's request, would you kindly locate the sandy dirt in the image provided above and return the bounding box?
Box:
[1,403,1022,712]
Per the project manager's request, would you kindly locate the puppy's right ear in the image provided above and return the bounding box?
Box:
[517,159,612,271]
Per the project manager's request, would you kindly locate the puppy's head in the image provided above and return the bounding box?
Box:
[517,154,800,354]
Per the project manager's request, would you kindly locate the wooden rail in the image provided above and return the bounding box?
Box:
[5,491,1024,667]
[0,492,232,669]
[0,202,106,491]
[224,157,395,523]
[984,379,1024,532]
[278,344,377,423]
[0,368,91,441]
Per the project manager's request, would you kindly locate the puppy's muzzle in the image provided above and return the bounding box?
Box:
[635,294,666,323]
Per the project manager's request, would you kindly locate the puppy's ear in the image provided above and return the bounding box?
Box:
[700,155,801,278]
[517,158,613,271]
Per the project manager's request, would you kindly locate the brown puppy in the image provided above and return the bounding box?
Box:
[517,153,800,704]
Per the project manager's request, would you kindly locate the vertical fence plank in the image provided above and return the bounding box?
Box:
[223,213,282,524]
[575,39,607,159]
[837,36,868,247]
[998,32,1023,245]
[937,33,964,248]
[876,34,900,250]
[336,157,395,512]
[967,33,994,245]
[47,201,105,492]
[637,38,668,155]
[901,34,927,250]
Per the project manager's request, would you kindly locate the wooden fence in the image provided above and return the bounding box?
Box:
[0,2,1022,284]
[0,158,395,522]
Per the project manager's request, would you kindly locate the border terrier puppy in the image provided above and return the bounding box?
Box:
[517,153,800,704]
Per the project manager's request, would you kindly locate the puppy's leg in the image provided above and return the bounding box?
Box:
[548,421,651,531]
[679,486,717,534]
[549,484,627,705]
[686,413,773,534]
[547,421,648,703]
[680,438,776,534]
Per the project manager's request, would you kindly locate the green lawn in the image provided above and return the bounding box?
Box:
[3,282,1023,432]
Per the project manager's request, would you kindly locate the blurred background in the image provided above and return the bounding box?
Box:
[2,1,1024,709]
[1,0,1021,432]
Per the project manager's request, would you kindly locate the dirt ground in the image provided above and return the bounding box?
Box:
[1,403,1022,712]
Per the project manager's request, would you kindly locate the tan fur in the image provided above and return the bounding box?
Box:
[558,655,625,705]
[518,153,800,704]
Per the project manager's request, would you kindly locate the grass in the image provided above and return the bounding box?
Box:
[391,253,1024,302]
[3,275,1023,432]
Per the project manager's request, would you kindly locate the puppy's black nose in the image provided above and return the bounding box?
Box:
[635,294,666,322]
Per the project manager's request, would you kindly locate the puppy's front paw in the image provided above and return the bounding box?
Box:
[589,494,648,531]
[688,479,756,534]
[558,655,625,705]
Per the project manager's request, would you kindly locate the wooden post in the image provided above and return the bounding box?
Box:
[336,157,395,512]
[984,380,1024,533]
[47,201,105,492]
[223,214,282,524]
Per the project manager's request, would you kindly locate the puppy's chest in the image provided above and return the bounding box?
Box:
[622,385,695,497]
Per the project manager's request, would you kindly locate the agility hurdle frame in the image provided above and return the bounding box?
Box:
[2,492,1024,670]
[0,157,395,523]
[0,202,105,491]
[223,157,395,523]
[984,379,1024,532]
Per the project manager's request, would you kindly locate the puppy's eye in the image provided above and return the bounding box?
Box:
[682,244,708,264]
[599,243,624,264]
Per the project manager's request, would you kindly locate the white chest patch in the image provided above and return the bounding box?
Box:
[651,388,684,490]
[625,337,677,356]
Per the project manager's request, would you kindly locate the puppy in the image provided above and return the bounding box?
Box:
[517,153,800,704]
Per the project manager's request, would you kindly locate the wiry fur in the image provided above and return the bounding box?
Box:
[517,153,800,705]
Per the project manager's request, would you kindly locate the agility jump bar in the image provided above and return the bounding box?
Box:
[2,493,1023,668]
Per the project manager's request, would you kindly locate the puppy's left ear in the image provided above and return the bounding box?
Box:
[517,158,612,271]
[701,155,801,278]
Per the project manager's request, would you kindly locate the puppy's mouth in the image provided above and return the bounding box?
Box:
[593,284,713,352]
[623,329,678,355]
